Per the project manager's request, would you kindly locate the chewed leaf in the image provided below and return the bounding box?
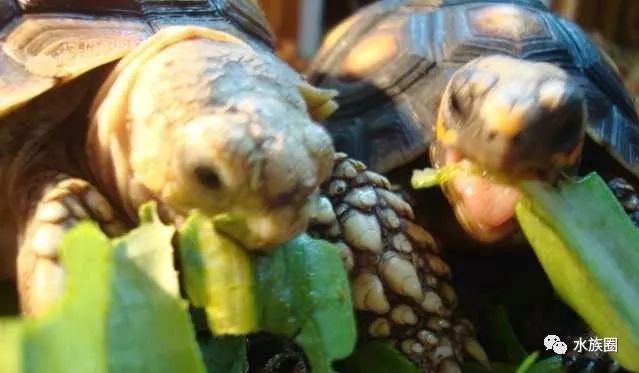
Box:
[4,203,206,373]
[411,168,441,189]
[108,208,203,373]
[179,211,257,335]
[411,161,480,189]
[22,223,111,373]
[516,173,639,371]
[180,213,356,371]
[254,234,356,373]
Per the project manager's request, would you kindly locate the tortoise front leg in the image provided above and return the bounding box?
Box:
[17,175,126,315]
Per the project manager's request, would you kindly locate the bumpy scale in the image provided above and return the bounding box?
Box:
[608,178,639,226]
[308,154,489,372]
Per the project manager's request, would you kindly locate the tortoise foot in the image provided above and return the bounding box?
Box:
[17,175,126,315]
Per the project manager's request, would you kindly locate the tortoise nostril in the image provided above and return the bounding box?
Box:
[194,166,221,189]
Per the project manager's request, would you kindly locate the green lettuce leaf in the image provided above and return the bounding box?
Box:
[0,320,23,373]
[2,204,355,373]
[106,206,204,373]
[2,203,206,373]
[253,234,356,373]
[179,215,357,373]
[516,173,639,371]
[198,335,248,373]
[22,223,111,373]
[411,162,480,190]
[178,212,257,335]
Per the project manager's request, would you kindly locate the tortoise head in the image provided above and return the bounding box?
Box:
[88,27,336,250]
[433,55,587,242]
[160,93,335,251]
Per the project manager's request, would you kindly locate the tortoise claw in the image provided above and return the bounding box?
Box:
[17,175,126,315]
[297,82,339,121]
[464,337,491,369]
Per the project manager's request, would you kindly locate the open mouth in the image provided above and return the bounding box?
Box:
[438,147,523,243]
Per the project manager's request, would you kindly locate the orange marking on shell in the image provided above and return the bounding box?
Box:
[340,32,398,77]
[322,16,358,52]
[468,5,546,41]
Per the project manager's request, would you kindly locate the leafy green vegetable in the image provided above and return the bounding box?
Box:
[179,219,356,372]
[254,234,356,373]
[197,336,248,373]
[514,352,539,373]
[0,320,22,373]
[2,204,356,373]
[517,173,639,371]
[525,356,564,373]
[1,204,206,373]
[411,161,480,189]
[179,212,257,335]
[22,223,112,373]
[106,207,204,373]
[339,340,418,373]
[486,306,528,364]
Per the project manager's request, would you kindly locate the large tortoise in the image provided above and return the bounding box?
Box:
[0,0,339,314]
[307,0,639,243]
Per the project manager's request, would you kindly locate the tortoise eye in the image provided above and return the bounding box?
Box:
[195,166,221,189]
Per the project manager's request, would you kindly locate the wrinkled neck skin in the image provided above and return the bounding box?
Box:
[87,29,333,248]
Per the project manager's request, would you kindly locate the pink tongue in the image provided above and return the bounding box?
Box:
[451,173,520,229]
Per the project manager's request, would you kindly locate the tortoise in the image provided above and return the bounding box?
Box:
[0,0,340,315]
[307,0,639,244]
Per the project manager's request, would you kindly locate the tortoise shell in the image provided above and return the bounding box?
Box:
[307,0,639,177]
[0,0,273,116]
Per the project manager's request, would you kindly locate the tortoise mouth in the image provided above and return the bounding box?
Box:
[442,147,522,243]
[213,193,317,250]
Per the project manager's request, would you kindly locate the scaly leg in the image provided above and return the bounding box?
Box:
[17,175,126,315]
